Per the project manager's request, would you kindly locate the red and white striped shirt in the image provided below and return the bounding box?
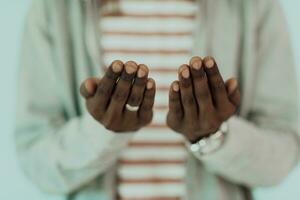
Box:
[100,0,197,199]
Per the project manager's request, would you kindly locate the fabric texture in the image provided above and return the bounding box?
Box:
[15,0,300,200]
[99,0,198,199]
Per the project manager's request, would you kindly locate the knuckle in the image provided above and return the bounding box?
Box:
[182,95,195,105]
[128,94,142,104]
[113,90,128,101]
[212,80,225,91]
[97,84,111,96]
[196,88,210,99]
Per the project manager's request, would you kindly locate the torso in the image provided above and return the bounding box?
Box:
[99,0,198,199]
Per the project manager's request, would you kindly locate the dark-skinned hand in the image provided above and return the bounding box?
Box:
[167,56,241,143]
[80,60,156,133]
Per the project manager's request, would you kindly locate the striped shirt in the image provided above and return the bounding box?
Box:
[99,0,197,199]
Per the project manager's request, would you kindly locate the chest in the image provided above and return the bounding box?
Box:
[71,0,246,119]
[98,0,241,80]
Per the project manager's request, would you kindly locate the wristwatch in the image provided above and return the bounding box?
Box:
[187,122,228,156]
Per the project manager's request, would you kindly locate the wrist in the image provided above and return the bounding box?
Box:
[186,122,228,156]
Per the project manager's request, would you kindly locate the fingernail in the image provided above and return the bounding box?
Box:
[172,82,179,92]
[85,80,94,94]
[125,61,138,74]
[137,68,146,78]
[182,68,190,79]
[112,60,123,73]
[205,58,215,68]
[147,80,154,89]
[190,56,202,70]
[192,59,202,70]
[229,79,238,94]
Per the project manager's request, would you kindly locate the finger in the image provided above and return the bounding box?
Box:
[108,61,138,115]
[127,64,149,107]
[203,57,229,109]
[80,77,100,99]
[139,78,156,125]
[94,60,123,112]
[124,64,149,120]
[189,56,214,110]
[178,64,198,119]
[225,78,241,107]
[167,81,183,128]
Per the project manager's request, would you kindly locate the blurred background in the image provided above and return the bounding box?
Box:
[0,0,299,199]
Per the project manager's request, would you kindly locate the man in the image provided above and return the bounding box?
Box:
[15,0,300,200]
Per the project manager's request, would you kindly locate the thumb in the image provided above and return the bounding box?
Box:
[80,77,100,99]
[225,78,241,107]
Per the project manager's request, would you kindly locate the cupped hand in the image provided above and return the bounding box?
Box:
[80,60,156,133]
[167,56,241,143]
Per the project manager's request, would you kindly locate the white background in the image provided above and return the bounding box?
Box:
[0,1,299,199]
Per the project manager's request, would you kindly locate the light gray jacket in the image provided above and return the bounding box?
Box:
[15,0,300,200]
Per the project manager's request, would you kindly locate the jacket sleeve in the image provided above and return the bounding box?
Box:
[192,0,300,187]
[14,0,134,194]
